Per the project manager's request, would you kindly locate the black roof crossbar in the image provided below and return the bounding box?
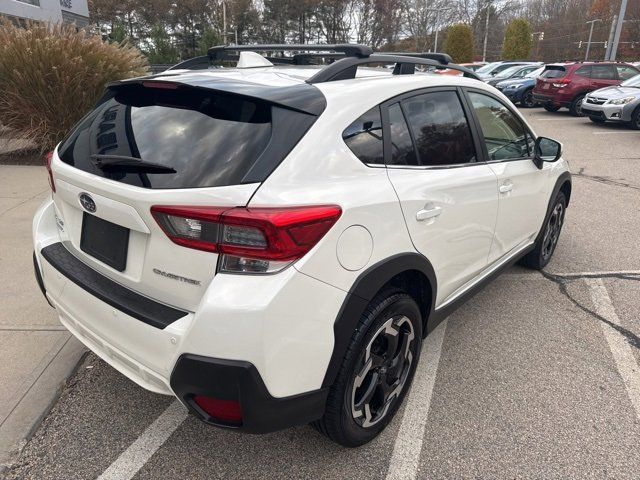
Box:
[377,52,452,65]
[207,44,373,62]
[306,54,481,83]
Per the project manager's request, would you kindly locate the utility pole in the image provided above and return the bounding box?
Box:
[585,19,601,61]
[223,1,227,45]
[427,7,451,52]
[482,0,491,62]
[605,14,617,60]
[610,0,628,61]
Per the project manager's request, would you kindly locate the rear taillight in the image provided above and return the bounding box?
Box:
[151,205,342,274]
[193,395,242,425]
[552,78,571,88]
[44,151,55,192]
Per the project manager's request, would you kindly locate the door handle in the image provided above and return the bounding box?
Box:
[416,205,442,221]
[499,183,513,194]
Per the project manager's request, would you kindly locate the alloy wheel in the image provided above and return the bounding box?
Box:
[350,316,415,428]
[541,202,564,261]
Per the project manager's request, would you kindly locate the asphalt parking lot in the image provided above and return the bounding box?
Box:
[4,108,640,480]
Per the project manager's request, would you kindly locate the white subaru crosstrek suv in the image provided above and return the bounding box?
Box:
[33,44,571,447]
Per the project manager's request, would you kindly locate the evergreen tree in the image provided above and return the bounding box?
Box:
[502,19,532,60]
[443,24,474,63]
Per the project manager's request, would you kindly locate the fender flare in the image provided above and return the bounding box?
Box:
[321,253,437,388]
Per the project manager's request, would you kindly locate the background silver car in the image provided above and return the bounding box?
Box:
[582,74,640,129]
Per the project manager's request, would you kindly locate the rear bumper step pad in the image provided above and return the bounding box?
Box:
[40,242,187,329]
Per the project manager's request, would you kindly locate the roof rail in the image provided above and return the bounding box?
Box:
[207,44,373,62]
[306,54,481,83]
[377,52,452,65]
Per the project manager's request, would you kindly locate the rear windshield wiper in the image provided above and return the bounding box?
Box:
[90,154,176,174]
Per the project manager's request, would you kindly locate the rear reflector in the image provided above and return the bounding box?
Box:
[151,205,342,273]
[193,395,242,425]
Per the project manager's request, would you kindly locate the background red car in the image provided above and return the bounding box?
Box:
[533,62,639,116]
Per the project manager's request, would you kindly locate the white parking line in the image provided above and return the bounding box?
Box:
[386,319,448,480]
[98,401,188,480]
[586,279,640,421]
[592,131,640,135]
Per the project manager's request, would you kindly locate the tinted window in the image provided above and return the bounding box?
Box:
[388,103,417,166]
[574,66,592,78]
[343,107,384,165]
[402,91,476,166]
[616,65,639,80]
[468,92,530,161]
[59,86,274,189]
[541,67,566,79]
[591,65,615,80]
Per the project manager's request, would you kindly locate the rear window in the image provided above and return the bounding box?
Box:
[59,85,276,189]
[541,66,566,79]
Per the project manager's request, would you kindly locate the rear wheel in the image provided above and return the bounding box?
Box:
[520,89,536,108]
[313,291,422,447]
[569,95,586,117]
[544,104,561,112]
[521,191,567,270]
[631,108,640,130]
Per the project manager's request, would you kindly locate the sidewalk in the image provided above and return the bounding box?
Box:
[0,164,86,472]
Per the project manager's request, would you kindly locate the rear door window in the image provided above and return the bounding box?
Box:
[342,107,384,165]
[401,91,476,166]
[59,86,276,189]
[574,66,592,78]
[541,67,566,79]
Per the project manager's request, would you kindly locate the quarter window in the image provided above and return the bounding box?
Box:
[468,92,530,161]
[388,103,417,166]
[574,66,592,78]
[342,107,384,165]
[401,91,476,166]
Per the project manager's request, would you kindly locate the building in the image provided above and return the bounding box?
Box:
[0,0,89,27]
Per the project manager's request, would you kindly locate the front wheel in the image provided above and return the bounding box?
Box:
[313,292,422,447]
[569,95,586,117]
[521,191,567,270]
[631,108,640,130]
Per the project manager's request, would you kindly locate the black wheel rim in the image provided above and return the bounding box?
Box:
[542,202,564,261]
[350,315,415,428]
[524,91,534,107]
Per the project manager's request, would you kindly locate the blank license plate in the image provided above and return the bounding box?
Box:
[80,213,130,271]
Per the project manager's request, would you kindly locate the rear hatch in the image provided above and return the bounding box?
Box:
[535,65,568,94]
[50,79,321,311]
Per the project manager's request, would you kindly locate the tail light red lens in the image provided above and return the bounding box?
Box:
[151,205,342,273]
[193,395,242,425]
[44,151,55,192]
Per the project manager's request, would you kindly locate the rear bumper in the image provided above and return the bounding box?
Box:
[532,92,571,108]
[33,197,345,432]
[171,355,328,433]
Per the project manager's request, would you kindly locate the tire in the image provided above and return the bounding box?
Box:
[313,291,422,447]
[630,107,640,130]
[589,116,606,124]
[543,104,561,112]
[569,95,585,117]
[520,89,536,108]
[521,191,567,270]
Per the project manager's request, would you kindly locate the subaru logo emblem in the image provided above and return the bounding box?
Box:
[79,193,96,213]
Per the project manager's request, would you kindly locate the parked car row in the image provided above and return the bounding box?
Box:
[466,59,640,129]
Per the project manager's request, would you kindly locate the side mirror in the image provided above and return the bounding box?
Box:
[533,137,562,169]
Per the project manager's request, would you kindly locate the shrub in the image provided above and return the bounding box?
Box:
[502,19,532,60]
[443,24,474,64]
[0,20,148,152]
